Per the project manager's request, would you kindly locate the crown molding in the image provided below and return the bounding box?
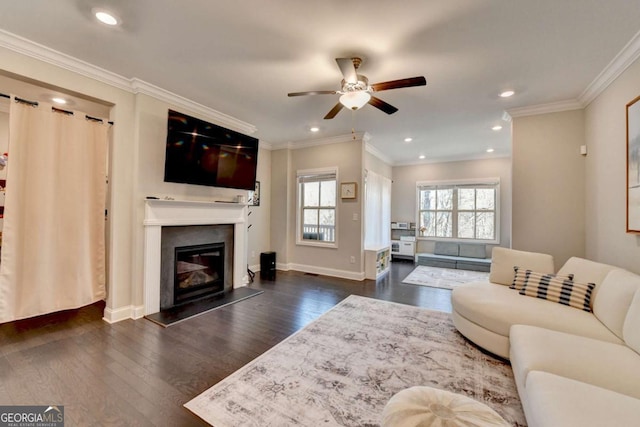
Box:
[0,29,256,135]
[362,131,372,143]
[579,29,640,106]
[364,142,394,166]
[506,29,640,118]
[130,79,256,135]
[256,139,273,150]
[270,132,365,150]
[394,153,511,167]
[0,29,132,92]
[506,99,583,118]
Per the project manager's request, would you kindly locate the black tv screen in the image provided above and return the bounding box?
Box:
[163,109,259,190]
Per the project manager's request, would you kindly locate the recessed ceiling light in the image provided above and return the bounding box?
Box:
[94,10,119,26]
[52,97,67,105]
[492,125,502,131]
[404,137,413,143]
[309,126,320,132]
[486,148,495,153]
[419,155,426,160]
[500,90,515,98]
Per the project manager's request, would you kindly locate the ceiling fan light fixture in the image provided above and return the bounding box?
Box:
[339,91,371,110]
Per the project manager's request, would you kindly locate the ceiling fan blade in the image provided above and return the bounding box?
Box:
[324,102,344,119]
[288,90,337,97]
[371,76,426,92]
[336,58,358,84]
[368,96,398,115]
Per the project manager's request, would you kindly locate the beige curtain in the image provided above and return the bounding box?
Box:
[0,99,108,323]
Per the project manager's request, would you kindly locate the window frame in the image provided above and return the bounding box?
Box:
[416,178,500,244]
[296,167,339,248]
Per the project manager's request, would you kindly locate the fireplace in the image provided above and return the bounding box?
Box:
[174,243,225,304]
[142,199,248,317]
[160,223,234,311]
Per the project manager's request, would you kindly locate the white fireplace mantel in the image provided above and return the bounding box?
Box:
[142,199,248,315]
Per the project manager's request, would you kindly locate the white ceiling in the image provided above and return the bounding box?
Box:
[0,1,639,164]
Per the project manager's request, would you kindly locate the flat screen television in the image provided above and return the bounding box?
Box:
[163,109,259,190]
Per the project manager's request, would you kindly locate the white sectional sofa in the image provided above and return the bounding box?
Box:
[451,247,640,427]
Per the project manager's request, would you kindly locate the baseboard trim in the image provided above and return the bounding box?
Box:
[131,305,145,320]
[276,262,291,271]
[274,262,365,281]
[288,263,365,281]
[102,305,144,323]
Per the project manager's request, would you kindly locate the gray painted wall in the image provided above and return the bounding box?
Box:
[512,109,585,268]
[270,137,364,278]
[391,157,512,256]
[585,55,640,274]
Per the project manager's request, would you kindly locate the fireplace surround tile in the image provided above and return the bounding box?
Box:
[160,225,234,310]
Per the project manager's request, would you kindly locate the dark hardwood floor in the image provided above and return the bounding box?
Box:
[0,260,452,426]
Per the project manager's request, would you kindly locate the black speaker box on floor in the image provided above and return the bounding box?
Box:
[260,251,276,280]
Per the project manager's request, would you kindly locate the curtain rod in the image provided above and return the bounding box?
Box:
[0,92,114,125]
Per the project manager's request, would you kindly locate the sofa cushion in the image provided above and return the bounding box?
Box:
[510,325,640,400]
[458,243,485,259]
[519,277,595,312]
[623,289,640,355]
[523,371,640,427]
[451,310,511,359]
[557,257,617,302]
[451,282,621,343]
[510,267,573,291]
[434,241,458,256]
[455,260,491,272]
[593,269,640,339]
[489,247,554,286]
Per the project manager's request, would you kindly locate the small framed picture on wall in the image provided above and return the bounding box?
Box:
[340,182,357,200]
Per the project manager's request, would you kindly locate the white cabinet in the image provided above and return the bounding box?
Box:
[390,221,416,261]
[391,239,415,259]
[365,245,391,280]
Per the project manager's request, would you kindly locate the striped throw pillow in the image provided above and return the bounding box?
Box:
[519,276,596,312]
[510,267,574,291]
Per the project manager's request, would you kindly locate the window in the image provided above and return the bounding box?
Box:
[417,179,499,242]
[297,168,337,246]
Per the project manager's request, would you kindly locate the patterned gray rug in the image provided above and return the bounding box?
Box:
[402,265,489,290]
[185,295,526,426]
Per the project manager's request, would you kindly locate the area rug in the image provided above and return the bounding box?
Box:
[185,295,525,426]
[402,265,489,290]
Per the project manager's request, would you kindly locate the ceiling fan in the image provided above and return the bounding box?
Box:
[288,57,426,119]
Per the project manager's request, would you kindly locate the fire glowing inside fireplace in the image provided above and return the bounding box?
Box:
[174,242,225,304]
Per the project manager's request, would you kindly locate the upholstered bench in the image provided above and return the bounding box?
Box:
[417,242,491,272]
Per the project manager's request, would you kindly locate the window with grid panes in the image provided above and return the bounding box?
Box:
[417,181,499,242]
[297,169,337,246]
